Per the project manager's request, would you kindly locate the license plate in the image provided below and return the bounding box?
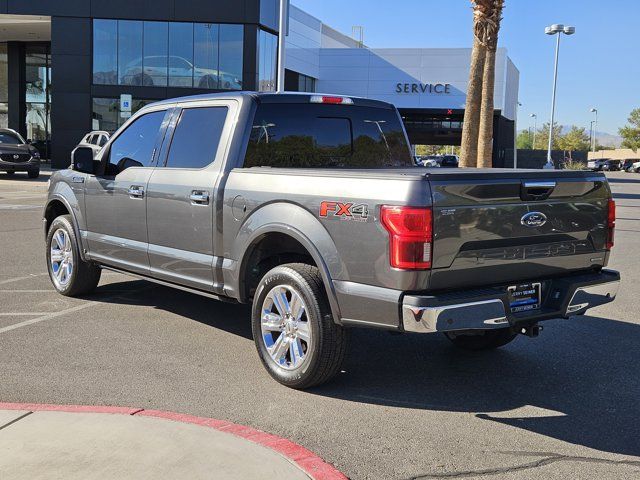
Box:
[507,282,541,313]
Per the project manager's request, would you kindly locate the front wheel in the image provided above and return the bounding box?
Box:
[445,328,517,351]
[46,215,101,296]
[28,169,39,178]
[251,263,348,389]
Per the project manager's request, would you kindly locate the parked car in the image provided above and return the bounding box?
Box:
[74,131,110,157]
[45,92,620,389]
[632,161,640,173]
[601,160,621,172]
[419,155,441,167]
[622,159,640,172]
[438,154,459,168]
[587,158,609,171]
[0,128,41,178]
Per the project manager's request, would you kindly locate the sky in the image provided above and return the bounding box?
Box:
[292,0,639,136]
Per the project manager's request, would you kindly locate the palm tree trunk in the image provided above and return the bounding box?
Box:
[476,0,504,168]
[477,48,496,168]
[460,35,487,168]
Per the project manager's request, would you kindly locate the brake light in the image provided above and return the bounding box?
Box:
[607,199,615,249]
[381,206,432,270]
[310,95,354,105]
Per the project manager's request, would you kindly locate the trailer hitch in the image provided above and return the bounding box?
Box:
[519,324,543,338]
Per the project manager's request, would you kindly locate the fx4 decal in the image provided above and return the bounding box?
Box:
[319,201,369,222]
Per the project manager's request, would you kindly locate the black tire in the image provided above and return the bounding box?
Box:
[46,214,101,297]
[251,263,348,389]
[445,328,517,351]
[5,171,15,176]
[28,169,40,179]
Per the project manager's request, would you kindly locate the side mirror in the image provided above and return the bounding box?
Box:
[72,146,98,174]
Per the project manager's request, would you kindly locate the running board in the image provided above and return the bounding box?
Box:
[100,266,238,304]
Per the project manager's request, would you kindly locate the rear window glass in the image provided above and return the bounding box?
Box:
[243,103,413,168]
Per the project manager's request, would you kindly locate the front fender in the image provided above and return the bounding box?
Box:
[227,202,346,323]
[45,173,88,261]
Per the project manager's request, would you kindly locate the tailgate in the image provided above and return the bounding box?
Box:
[427,171,611,291]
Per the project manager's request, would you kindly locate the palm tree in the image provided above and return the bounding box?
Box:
[460,0,505,168]
[477,0,505,168]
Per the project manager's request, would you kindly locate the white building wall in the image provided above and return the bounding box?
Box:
[285,6,322,79]
[286,7,519,120]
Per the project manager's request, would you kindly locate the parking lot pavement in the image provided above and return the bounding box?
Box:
[1,171,639,480]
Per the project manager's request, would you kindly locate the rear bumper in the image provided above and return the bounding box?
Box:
[402,269,620,333]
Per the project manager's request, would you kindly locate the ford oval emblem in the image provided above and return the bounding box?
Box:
[521,211,547,228]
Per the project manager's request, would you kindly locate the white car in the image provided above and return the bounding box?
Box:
[419,155,441,168]
[632,161,640,173]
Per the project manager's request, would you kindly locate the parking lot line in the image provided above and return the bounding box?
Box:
[0,274,47,286]
[0,285,153,335]
[0,313,52,316]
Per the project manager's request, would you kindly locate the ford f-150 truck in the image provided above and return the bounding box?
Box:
[44,92,620,388]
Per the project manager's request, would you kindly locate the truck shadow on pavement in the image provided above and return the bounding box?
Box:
[91,281,639,458]
[314,315,640,459]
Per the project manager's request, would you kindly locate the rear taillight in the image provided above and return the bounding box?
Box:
[381,206,432,270]
[607,199,615,249]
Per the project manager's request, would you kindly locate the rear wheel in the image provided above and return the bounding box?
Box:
[445,328,517,351]
[46,215,101,296]
[251,263,348,389]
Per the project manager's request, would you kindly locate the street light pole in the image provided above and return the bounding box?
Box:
[530,113,537,149]
[544,24,575,168]
[590,108,598,151]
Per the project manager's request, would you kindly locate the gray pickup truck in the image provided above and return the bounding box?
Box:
[44,92,620,388]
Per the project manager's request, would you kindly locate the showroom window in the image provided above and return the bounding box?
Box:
[257,29,277,92]
[93,19,244,90]
[92,97,155,133]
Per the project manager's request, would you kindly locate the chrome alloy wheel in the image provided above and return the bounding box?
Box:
[261,285,311,370]
[50,228,73,289]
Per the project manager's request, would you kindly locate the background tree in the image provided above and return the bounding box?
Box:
[459,1,491,168]
[477,0,505,168]
[619,108,640,151]
[516,130,533,149]
[557,126,590,153]
[534,122,562,151]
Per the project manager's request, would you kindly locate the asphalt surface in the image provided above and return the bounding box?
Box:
[1,169,639,479]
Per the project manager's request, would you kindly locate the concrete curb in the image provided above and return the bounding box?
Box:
[0,402,348,480]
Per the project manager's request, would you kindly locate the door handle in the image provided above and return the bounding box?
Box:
[128,185,145,198]
[189,191,210,205]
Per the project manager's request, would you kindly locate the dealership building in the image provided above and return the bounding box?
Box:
[0,1,519,168]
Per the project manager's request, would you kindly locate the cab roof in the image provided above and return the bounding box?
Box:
[149,91,394,109]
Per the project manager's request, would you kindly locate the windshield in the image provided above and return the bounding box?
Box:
[0,132,23,145]
[244,103,414,168]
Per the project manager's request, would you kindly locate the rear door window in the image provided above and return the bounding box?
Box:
[163,106,228,169]
[244,103,412,168]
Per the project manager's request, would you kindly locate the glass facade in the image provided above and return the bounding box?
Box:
[25,44,51,159]
[92,97,154,133]
[93,19,244,90]
[257,29,277,92]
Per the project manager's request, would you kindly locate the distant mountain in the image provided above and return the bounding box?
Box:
[520,125,623,148]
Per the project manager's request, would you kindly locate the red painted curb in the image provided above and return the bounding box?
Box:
[0,402,348,480]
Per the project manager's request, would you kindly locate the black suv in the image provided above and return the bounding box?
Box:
[0,128,41,178]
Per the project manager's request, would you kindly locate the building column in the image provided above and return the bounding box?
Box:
[7,42,26,138]
[50,16,92,169]
[243,25,259,91]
